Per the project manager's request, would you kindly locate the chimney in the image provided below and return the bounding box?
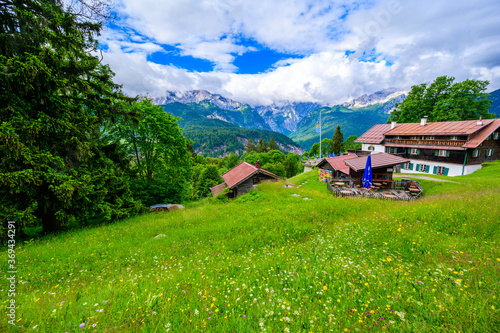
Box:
[477,115,483,126]
[420,117,428,126]
[391,121,397,129]
[255,160,260,168]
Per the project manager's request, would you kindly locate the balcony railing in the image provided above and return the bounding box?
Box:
[385,139,466,146]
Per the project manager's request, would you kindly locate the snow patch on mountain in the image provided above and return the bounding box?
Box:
[343,88,407,111]
[153,90,245,110]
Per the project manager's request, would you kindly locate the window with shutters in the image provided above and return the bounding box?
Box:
[410,148,419,155]
[472,150,480,158]
[438,150,448,157]
[436,166,445,175]
[486,149,493,157]
[494,132,499,140]
[418,164,428,172]
[368,145,375,151]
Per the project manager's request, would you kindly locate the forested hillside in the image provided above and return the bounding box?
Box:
[163,103,303,157]
[289,103,392,150]
[161,102,271,130]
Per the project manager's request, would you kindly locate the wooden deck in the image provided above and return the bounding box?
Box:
[326,178,423,200]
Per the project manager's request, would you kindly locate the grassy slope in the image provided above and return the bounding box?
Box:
[2,162,500,332]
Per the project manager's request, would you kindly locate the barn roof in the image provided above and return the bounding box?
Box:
[345,153,410,172]
[210,183,227,197]
[316,154,358,174]
[219,161,279,188]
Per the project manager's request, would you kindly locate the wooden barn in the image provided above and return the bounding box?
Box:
[316,154,358,182]
[210,160,281,198]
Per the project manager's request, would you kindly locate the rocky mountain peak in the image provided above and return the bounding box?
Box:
[152,90,246,110]
[342,88,407,110]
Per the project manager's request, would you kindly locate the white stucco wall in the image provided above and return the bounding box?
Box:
[361,143,385,153]
[462,164,483,175]
[400,160,482,177]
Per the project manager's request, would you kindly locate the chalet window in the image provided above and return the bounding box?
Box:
[472,150,480,158]
[410,148,420,155]
[402,162,412,170]
[411,136,419,140]
[416,164,429,173]
[426,136,434,140]
[386,147,397,154]
[486,149,493,157]
[368,145,375,151]
[433,166,449,176]
[435,149,450,157]
[449,135,459,140]
[494,132,499,140]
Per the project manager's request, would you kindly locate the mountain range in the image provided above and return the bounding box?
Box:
[154,89,407,153]
[153,87,499,157]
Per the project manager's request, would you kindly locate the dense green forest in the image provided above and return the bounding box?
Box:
[0,0,217,236]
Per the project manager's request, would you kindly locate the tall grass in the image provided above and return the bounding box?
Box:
[1,162,499,332]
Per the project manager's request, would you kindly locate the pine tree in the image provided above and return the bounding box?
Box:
[268,137,278,151]
[256,139,268,153]
[332,126,344,155]
[0,0,141,233]
[245,138,256,152]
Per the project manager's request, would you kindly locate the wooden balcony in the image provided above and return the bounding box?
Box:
[385,139,467,146]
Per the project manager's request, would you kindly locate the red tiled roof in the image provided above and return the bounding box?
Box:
[316,154,358,174]
[210,183,227,197]
[462,119,500,148]
[345,152,410,172]
[220,161,280,189]
[385,119,495,136]
[355,124,392,144]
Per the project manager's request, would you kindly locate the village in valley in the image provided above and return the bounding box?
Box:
[210,116,500,202]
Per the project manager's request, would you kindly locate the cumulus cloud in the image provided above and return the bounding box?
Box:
[99,0,500,105]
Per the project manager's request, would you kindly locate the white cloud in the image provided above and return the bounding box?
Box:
[99,0,500,105]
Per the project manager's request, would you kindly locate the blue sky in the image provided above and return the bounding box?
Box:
[98,0,500,106]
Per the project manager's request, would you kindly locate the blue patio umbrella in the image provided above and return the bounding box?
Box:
[362,155,373,188]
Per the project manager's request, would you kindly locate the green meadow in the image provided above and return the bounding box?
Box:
[2,162,499,332]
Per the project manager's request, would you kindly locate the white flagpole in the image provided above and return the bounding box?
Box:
[319,109,321,159]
